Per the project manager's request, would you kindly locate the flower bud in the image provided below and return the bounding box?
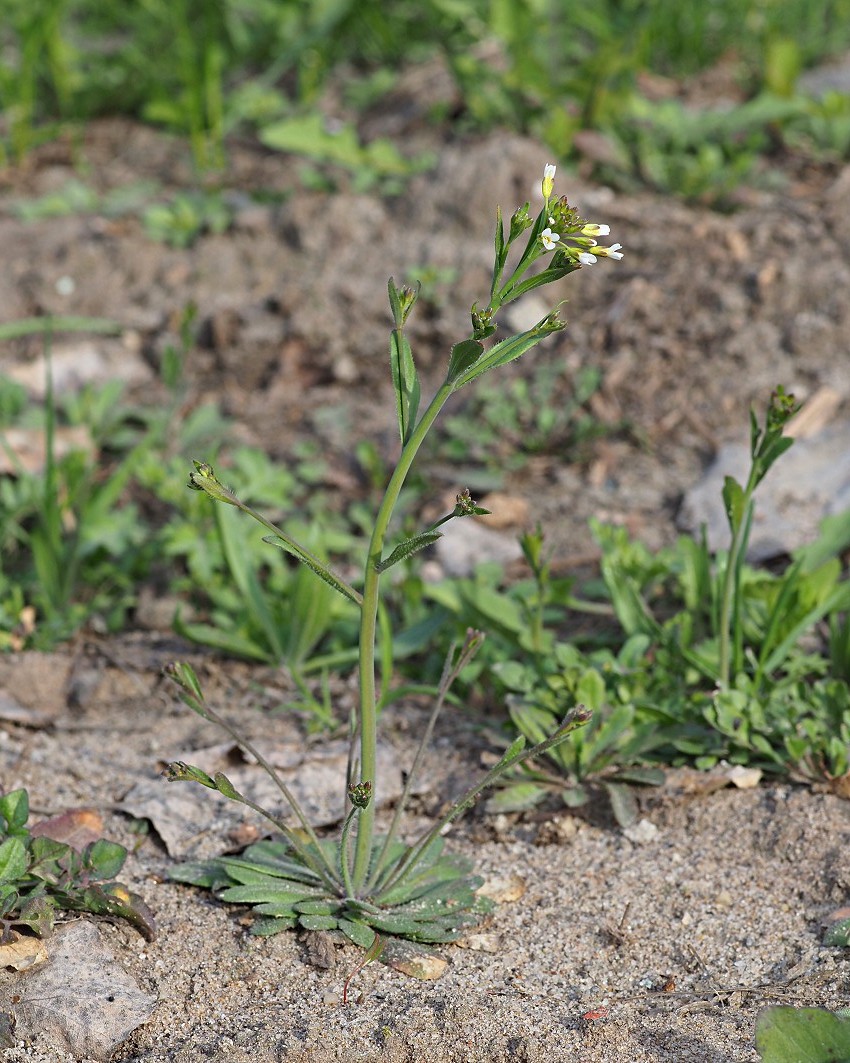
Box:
[348,781,372,809]
[541,163,556,200]
[187,460,239,506]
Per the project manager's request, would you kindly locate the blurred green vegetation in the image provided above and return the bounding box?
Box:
[2,0,850,198]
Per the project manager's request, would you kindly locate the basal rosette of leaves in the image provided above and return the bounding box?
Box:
[171,835,493,971]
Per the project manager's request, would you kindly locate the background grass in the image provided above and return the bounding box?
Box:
[2,0,850,197]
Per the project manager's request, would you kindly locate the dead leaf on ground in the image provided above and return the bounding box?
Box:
[455,932,500,953]
[662,766,749,798]
[0,933,48,972]
[302,930,336,970]
[31,808,105,849]
[7,920,156,1062]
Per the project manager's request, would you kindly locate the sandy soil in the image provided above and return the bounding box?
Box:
[1,113,850,1061]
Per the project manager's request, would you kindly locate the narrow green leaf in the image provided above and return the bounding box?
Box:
[168,860,234,891]
[485,782,548,813]
[297,913,339,931]
[219,884,322,905]
[172,613,273,663]
[251,901,299,918]
[338,917,376,949]
[450,328,548,390]
[293,898,339,916]
[375,531,442,572]
[250,915,298,935]
[561,785,590,808]
[390,328,421,445]
[613,767,666,787]
[215,506,284,661]
[824,918,850,947]
[721,475,746,534]
[602,782,639,829]
[387,278,403,327]
[795,510,850,574]
[262,535,362,605]
[212,773,242,800]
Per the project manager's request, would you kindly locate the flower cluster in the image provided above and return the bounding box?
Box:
[539,164,623,267]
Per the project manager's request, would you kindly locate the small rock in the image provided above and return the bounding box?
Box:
[534,814,580,846]
[478,874,526,904]
[456,932,500,953]
[477,492,530,530]
[678,420,850,560]
[436,519,523,577]
[623,818,659,845]
[727,765,762,789]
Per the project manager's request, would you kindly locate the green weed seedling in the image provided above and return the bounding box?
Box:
[592,389,850,783]
[491,638,667,826]
[258,113,434,194]
[0,336,146,647]
[143,190,232,248]
[0,788,155,942]
[0,314,200,648]
[165,165,624,975]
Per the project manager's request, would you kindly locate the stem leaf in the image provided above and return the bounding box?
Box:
[390,328,421,446]
[375,531,442,572]
[263,534,362,605]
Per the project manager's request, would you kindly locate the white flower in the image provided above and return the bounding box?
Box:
[540,227,561,251]
[582,223,610,237]
[578,251,598,265]
[596,242,624,260]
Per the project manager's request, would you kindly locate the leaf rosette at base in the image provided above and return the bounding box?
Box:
[170,836,493,970]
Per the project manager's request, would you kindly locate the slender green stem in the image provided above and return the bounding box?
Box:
[192,698,340,883]
[235,500,362,606]
[717,469,758,689]
[218,786,339,893]
[375,709,589,899]
[339,806,359,898]
[366,630,482,891]
[352,380,455,891]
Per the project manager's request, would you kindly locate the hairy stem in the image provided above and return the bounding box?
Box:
[352,380,455,891]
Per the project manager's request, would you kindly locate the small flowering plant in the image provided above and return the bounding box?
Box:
[165,166,622,977]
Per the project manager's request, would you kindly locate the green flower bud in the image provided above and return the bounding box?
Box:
[187,461,239,506]
[348,781,372,809]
